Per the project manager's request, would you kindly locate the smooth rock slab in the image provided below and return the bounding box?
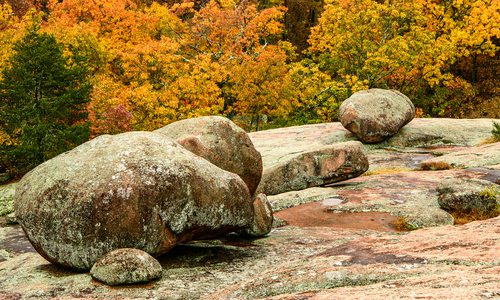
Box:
[15,131,252,271]
[256,141,369,195]
[90,248,162,286]
[420,142,500,169]
[339,89,415,143]
[155,116,263,195]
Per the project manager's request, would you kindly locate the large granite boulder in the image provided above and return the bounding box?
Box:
[256,141,369,195]
[339,89,415,143]
[90,248,162,286]
[155,116,262,195]
[14,132,253,271]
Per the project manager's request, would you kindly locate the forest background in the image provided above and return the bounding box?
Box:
[0,0,498,179]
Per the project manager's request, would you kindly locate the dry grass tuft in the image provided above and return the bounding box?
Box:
[419,161,452,171]
[392,217,419,231]
[362,167,412,176]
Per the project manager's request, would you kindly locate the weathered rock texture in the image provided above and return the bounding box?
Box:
[242,194,273,237]
[257,141,369,195]
[437,178,499,216]
[14,131,253,271]
[90,248,162,286]
[384,118,498,147]
[420,142,500,169]
[155,116,262,195]
[339,89,415,143]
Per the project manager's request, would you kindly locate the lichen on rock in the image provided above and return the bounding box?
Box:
[14,131,253,271]
[339,89,415,143]
[90,248,162,286]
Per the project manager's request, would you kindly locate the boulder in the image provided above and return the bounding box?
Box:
[339,89,415,143]
[14,131,253,271]
[242,194,273,237]
[437,178,499,217]
[90,248,162,286]
[155,116,262,195]
[256,141,369,195]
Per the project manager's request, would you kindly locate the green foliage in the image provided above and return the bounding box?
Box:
[491,122,500,142]
[0,26,91,179]
[480,185,499,201]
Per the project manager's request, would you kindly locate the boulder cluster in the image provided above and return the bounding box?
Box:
[14,116,271,283]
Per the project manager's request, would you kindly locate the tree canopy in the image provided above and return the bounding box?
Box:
[0,26,91,177]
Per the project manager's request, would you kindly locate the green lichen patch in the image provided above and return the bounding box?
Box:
[0,182,17,216]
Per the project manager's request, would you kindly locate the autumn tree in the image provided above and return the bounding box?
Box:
[307,0,499,117]
[0,26,91,178]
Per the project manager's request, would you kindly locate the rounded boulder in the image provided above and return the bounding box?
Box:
[155,116,263,195]
[90,248,162,286]
[339,89,415,143]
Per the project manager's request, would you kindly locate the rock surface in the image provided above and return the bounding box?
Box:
[437,178,499,216]
[249,119,498,156]
[90,248,162,286]
[0,216,498,299]
[269,169,497,230]
[242,194,273,237]
[1,118,500,299]
[14,131,253,271]
[382,118,498,147]
[257,141,369,195]
[155,116,262,195]
[338,89,415,143]
[420,142,500,169]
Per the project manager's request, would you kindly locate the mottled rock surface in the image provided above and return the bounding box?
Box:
[14,131,252,271]
[155,116,262,195]
[242,194,273,237]
[90,248,162,286]
[384,118,498,147]
[420,142,500,169]
[437,178,499,216]
[257,141,369,195]
[338,89,415,143]
[1,216,498,299]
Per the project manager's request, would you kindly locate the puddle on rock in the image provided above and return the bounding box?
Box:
[320,197,344,206]
[275,202,400,232]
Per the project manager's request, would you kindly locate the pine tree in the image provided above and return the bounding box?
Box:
[0,26,91,178]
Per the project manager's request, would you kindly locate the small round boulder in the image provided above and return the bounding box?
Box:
[242,194,273,237]
[339,89,415,143]
[91,248,162,286]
